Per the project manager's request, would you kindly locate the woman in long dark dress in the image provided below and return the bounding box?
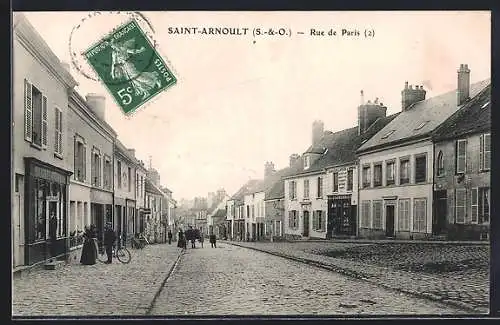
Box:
[177,230,186,248]
[80,226,97,265]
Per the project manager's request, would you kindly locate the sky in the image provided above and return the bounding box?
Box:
[22,11,491,200]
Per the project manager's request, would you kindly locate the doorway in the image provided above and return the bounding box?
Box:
[433,190,448,235]
[303,211,310,237]
[385,205,395,237]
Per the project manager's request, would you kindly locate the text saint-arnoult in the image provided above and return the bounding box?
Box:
[168,27,250,35]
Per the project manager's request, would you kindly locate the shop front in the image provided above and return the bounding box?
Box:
[90,189,113,243]
[327,194,357,238]
[24,157,71,266]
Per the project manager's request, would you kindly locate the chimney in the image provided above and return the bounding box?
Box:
[85,93,106,121]
[457,63,470,106]
[401,82,426,111]
[358,97,388,135]
[289,153,300,167]
[128,149,136,157]
[360,90,364,106]
[312,120,324,147]
[264,161,276,178]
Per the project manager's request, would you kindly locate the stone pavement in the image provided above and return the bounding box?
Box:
[150,242,465,315]
[224,241,489,314]
[12,243,183,317]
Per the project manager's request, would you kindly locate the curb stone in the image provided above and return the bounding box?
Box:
[136,248,185,314]
[225,241,487,314]
[145,249,185,315]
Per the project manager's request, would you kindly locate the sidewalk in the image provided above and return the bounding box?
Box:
[12,243,183,317]
[224,241,489,314]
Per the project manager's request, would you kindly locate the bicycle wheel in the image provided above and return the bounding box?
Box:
[116,247,131,264]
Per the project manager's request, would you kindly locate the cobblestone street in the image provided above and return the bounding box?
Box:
[12,244,183,317]
[150,243,466,315]
[223,241,489,314]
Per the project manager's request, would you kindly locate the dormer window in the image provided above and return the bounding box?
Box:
[304,156,310,169]
[381,130,395,139]
[414,121,429,130]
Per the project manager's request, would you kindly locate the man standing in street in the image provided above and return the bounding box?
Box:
[103,222,116,264]
[167,230,173,244]
[48,212,58,261]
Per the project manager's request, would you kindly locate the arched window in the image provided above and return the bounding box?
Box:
[437,151,444,176]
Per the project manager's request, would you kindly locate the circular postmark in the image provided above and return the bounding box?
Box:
[69,11,162,86]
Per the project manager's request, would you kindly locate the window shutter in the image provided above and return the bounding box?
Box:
[484,134,490,170]
[24,79,33,142]
[54,110,59,154]
[479,135,484,171]
[74,139,77,179]
[58,110,63,154]
[471,188,478,224]
[41,96,48,148]
[82,146,86,181]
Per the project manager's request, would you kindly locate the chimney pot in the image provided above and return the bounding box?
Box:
[457,63,471,106]
[85,93,106,121]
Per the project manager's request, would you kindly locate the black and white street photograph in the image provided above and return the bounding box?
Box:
[11,10,491,317]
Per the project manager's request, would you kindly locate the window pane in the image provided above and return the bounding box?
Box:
[415,156,426,183]
[374,165,382,186]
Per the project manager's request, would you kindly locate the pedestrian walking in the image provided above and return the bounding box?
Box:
[177,229,186,249]
[198,228,204,248]
[80,225,97,265]
[209,234,217,248]
[168,230,173,245]
[103,222,116,264]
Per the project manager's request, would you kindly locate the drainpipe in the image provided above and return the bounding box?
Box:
[356,159,360,238]
[431,141,436,237]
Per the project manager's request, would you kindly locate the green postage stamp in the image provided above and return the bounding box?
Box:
[84,19,177,115]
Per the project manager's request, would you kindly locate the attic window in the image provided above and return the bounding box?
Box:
[381,130,395,139]
[414,121,429,130]
[304,156,310,169]
[481,101,490,109]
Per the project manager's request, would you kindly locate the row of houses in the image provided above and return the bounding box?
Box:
[12,13,177,270]
[226,64,490,242]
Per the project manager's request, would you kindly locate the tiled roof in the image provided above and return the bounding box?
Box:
[115,138,137,162]
[292,113,399,178]
[230,179,261,201]
[264,158,305,200]
[213,208,227,218]
[145,178,164,196]
[432,85,491,141]
[357,79,491,153]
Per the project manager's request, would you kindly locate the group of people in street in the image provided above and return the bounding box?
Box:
[176,226,218,249]
[80,222,117,265]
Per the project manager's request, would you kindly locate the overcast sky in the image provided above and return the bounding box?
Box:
[23,11,490,200]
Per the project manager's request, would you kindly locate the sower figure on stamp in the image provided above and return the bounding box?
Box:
[103,222,116,264]
[109,38,162,100]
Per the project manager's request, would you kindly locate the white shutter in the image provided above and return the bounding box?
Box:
[58,110,63,154]
[24,79,33,141]
[82,146,86,181]
[41,96,48,148]
[479,135,484,171]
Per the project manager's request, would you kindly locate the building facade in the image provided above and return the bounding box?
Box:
[145,179,164,243]
[135,160,147,236]
[357,66,489,240]
[432,84,491,240]
[113,140,137,246]
[12,13,78,268]
[66,92,116,261]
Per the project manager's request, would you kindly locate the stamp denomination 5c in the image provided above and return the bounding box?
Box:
[84,19,177,115]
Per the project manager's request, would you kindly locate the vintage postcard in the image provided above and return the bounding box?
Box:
[11,11,491,317]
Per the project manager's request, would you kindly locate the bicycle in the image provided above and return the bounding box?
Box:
[95,238,131,264]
